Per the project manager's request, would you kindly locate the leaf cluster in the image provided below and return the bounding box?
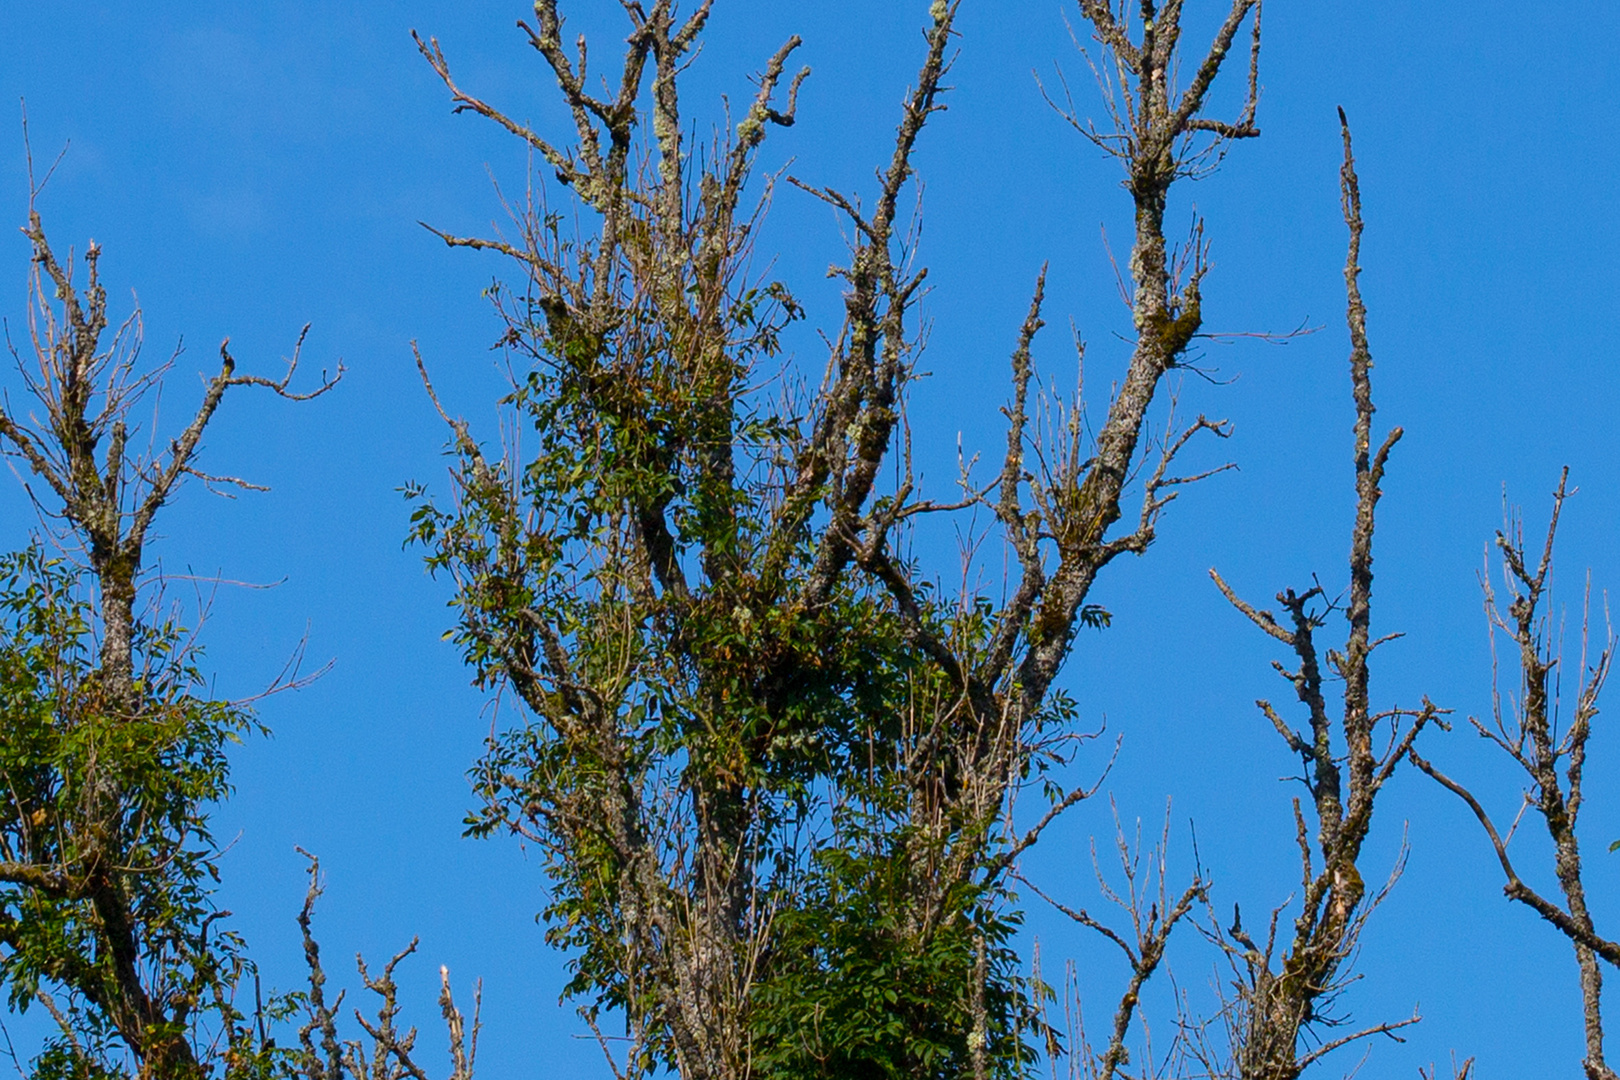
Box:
[0,548,289,1080]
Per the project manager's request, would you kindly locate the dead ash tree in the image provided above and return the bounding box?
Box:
[0,179,475,1080]
[292,854,480,1080]
[1411,472,1620,1080]
[1202,113,1438,1080]
[407,1,1262,1077]
[0,169,337,1078]
[1020,804,1208,1080]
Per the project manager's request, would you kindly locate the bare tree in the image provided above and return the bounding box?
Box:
[293,854,479,1080]
[1204,113,1435,1080]
[1412,472,1620,1080]
[1022,804,1207,1080]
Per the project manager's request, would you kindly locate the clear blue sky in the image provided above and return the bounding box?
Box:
[3,2,1618,1076]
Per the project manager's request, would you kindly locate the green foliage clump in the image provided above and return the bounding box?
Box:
[0,549,291,1080]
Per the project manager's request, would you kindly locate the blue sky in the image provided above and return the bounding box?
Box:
[2,2,1619,1076]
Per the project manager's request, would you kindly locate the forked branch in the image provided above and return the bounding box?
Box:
[1413,469,1619,1079]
